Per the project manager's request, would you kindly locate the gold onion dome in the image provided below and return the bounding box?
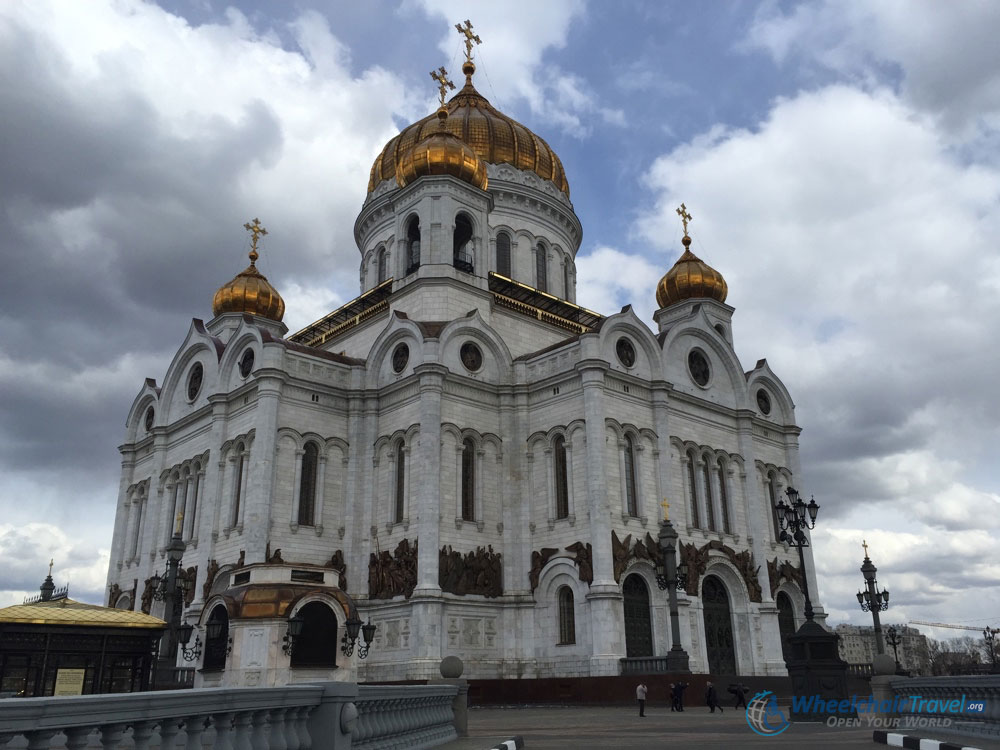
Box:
[396,107,488,190]
[655,235,729,308]
[212,219,285,322]
[369,70,570,196]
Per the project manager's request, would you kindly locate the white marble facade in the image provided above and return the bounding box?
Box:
[107,95,822,688]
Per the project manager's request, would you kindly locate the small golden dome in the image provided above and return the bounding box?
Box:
[396,108,488,190]
[369,77,569,196]
[655,235,729,308]
[212,221,285,321]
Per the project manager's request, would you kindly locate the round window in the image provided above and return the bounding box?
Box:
[392,343,409,373]
[239,348,255,378]
[687,350,710,387]
[756,389,772,415]
[616,338,636,368]
[187,362,204,400]
[144,406,154,431]
[460,342,483,372]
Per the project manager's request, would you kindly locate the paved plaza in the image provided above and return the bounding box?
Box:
[440,705,1000,750]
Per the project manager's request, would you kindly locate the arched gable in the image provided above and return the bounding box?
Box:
[438,310,513,384]
[365,311,425,389]
[158,319,226,424]
[660,305,748,409]
[596,305,661,381]
[745,358,796,425]
[124,378,162,443]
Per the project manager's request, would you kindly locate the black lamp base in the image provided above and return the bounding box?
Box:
[784,621,856,721]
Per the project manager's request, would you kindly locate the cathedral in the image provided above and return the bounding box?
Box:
[106,27,821,688]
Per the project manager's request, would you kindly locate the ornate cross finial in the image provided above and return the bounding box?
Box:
[48,559,53,577]
[862,539,870,558]
[676,203,692,238]
[243,217,268,264]
[430,66,455,107]
[455,19,481,65]
[661,499,670,521]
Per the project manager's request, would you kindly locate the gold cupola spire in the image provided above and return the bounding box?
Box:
[655,203,729,308]
[455,19,481,80]
[212,218,286,321]
[395,66,487,191]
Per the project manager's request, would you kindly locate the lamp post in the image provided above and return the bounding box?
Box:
[984,627,999,672]
[856,540,889,655]
[885,626,902,672]
[655,502,691,673]
[774,487,819,620]
[150,523,187,660]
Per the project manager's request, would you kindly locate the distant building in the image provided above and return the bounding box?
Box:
[835,624,930,674]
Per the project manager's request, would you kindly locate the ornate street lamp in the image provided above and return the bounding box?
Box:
[341,616,377,659]
[885,626,902,672]
[984,627,999,672]
[856,540,889,655]
[175,622,202,662]
[774,487,819,620]
[150,521,188,659]
[282,613,306,656]
[654,500,690,673]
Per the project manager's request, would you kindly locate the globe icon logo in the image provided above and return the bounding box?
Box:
[746,691,790,736]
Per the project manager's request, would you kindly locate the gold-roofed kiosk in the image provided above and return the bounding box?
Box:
[368,21,569,197]
[212,218,285,322]
[0,565,165,696]
[656,203,729,308]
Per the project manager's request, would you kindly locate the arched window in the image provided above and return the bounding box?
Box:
[406,216,420,275]
[554,435,569,519]
[453,214,474,273]
[232,443,246,527]
[290,602,338,668]
[461,437,475,521]
[624,436,638,517]
[557,586,576,645]
[717,459,731,534]
[768,473,781,541]
[563,258,571,299]
[394,439,406,523]
[203,604,229,671]
[496,232,511,277]
[377,247,387,284]
[703,459,716,531]
[535,242,547,291]
[298,442,319,526]
[686,451,700,528]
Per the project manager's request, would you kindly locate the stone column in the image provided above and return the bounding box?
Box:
[110,452,136,575]
[315,454,327,535]
[290,448,304,530]
[349,392,376,596]
[578,358,622,675]
[244,374,284,564]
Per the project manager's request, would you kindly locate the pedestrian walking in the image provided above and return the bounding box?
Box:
[668,682,676,711]
[636,682,648,717]
[673,681,688,712]
[706,681,723,713]
[730,682,749,709]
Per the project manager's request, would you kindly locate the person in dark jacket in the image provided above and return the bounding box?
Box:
[673,681,689,712]
[730,682,749,709]
[706,681,723,713]
[668,682,676,711]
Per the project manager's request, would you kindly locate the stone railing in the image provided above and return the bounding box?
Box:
[0,681,459,749]
[887,675,1000,741]
[619,656,669,675]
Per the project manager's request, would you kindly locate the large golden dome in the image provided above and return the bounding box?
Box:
[396,109,488,190]
[369,72,569,196]
[212,230,285,322]
[655,235,729,308]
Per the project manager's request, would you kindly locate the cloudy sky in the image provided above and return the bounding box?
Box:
[2,0,999,644]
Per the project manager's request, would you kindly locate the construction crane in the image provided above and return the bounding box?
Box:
[909,620,993,632]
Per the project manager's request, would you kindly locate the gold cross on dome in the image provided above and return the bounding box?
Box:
[676,203,692,237]
[455,19,481,64]
[862,539,870,557]
[430,66,455,107]
[243,217,268,258]
[661,499,670,521]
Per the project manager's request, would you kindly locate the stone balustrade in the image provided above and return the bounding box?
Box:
[0,682,459,750]
[888,675,1000,741]
[619,656,669,674]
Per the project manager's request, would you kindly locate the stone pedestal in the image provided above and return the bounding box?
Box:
[430,678,469,736]
[785,621,856,721]
[666,647,690,673]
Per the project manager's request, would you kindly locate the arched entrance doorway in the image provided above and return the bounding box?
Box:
[776,591,796,662]
[623,574,653,657]
[702,575,736,675]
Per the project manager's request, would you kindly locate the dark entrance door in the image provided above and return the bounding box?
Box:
[776,591,796,662]
[623,574,653,657]
[702,575,737,675]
